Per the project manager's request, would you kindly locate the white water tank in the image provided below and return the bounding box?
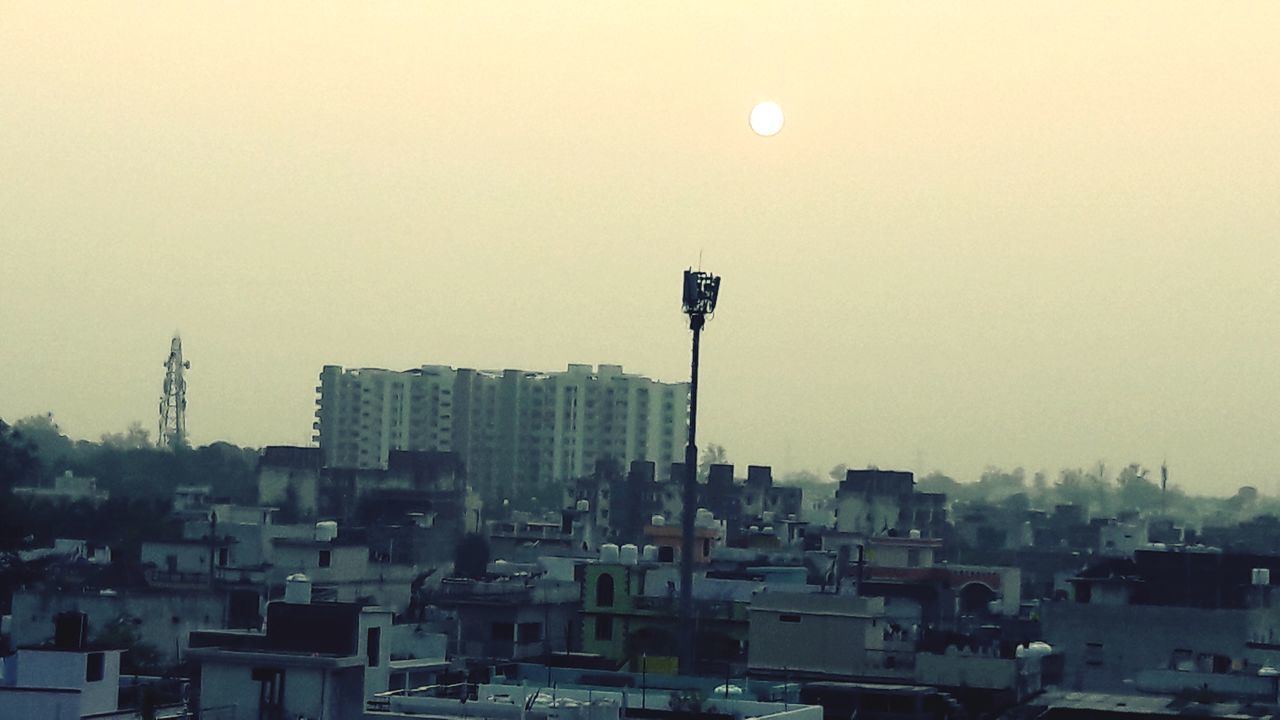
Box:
[576,499,590,512]
[909,529,922,539]
[1254,568,1272,585]
[695,508,715,528]
[285,573,312,604]
[651,515,666,527]
[620,544,639,565]
[642,545,659,562]
[600,544,620,563]
[315,520,338,542]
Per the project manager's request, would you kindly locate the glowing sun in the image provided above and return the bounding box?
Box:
[749,101,784,137]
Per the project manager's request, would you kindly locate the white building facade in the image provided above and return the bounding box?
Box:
[315,363,688,500]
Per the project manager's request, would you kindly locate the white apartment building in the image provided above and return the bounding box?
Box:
[315,363,688,500]
[314,364,455,469]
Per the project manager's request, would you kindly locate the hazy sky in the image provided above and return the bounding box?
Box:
[2,2,1278,495]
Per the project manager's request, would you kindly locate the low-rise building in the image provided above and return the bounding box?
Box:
[419,573,580,661]
[581,559,754,672]
[0,613,123,720]
[12,470,109,505]
[748,592,895,680]
[188,579,392,720]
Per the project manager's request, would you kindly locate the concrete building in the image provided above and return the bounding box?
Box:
[10,587,251,668]
[1042,547,1280,692]
[748,593,894,680]
[315,363,688,502]
[1098,517,1150,558]
[0,613,123,720]
[141,511,419,611]
[371,665,822,720]
[418,573,580,661]
[581,559,754,672]
[315,364,455,470]
[257,446,471,564]
[188,583,393,720]
[834,469,946,538]
[12,470,109,505]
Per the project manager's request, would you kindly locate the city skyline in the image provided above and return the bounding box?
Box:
[3,2,1279,494]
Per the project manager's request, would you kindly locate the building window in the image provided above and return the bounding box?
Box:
[596,574,615,607]
[367,627,381,667]
[492,622,515,642]
[594,615,612,641]
[1086,642,1104,667]
[251,667,285,710]
[86,652,104,682]
[318,550,332,568]
[519,622,543,644]
[779,614,802,624]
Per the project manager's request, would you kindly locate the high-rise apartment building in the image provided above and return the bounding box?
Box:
[314,365,455,469]
[314,363,688,501]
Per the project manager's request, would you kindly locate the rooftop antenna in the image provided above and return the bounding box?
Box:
[1160,460,1169,513]
[678,266,721,676]
[158,333,190,450]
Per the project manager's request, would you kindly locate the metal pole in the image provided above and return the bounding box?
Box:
[679,315,704,675]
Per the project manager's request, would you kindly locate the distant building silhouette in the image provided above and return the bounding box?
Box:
[315,363,688,501]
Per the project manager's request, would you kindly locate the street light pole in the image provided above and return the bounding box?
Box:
[679,269,721,676]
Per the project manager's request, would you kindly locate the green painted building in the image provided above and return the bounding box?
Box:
[580,562,750,674]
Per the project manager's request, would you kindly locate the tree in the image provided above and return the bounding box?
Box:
[698,443,728,480]
[14,413,73,477]
[976,467,1026,501]
[0,419,39,492]
[93,617,164,675]
[916,472,960,497]
[0,419,41,550]
[1115,463,1162,511]
[100,422,151,450]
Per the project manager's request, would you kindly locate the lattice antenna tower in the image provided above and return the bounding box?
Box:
[158,334,190,449]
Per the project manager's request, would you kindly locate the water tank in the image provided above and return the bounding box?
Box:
[762,526,776,536]
[620,544,639,565]
[576,499,590,512]
[651,515,666,527]
[762,511,776,524]
[908,529,922,539]
[285,573,312,604]
[1254,568,1272,585]
[600,544,620,563]
[1024,641,1053,658]
[695,508,715,527]
[642,545,659,562]
[315,520,338,542]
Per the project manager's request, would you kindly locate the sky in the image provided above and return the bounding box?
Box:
[2,2,1278,495]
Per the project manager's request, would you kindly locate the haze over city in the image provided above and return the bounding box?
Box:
[3,2,1278,495]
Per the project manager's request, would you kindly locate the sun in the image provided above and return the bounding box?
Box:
[749,101,784,137]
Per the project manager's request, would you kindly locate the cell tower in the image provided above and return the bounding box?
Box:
[158,334,190,449]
